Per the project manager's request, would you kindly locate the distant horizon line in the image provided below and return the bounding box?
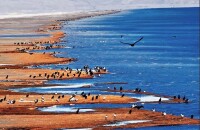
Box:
[0,6,199,20]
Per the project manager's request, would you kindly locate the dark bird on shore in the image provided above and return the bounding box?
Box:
[92,96,94,101]
[12,100,16,104]
[120,37,144,47]
[34,99,38,104]
[173,96,176,99]
[76,108,80,114]
[114,87,116,91]
[62,95,65,98]
[183,96,186,100]
[191,115,194,119]
[6,75,8,79]
[129,109,132,114]
[121,94,125,97]
[135,88,141,93]
[120,86,123,91]
[81,92,84,95]
[51,95,54,99]
[26,94,29,98]
[58,95,61,99]
[95,95,99,100]
[158,98,162,103]
[184,99,189,103]
[3,96,6,101]
[134,105,144,110]
[88,93,90,96]
[178,95,180,99]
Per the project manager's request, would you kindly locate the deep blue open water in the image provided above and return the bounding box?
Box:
[14,7,200,129]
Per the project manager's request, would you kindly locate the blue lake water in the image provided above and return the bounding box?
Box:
[14,7,200,129]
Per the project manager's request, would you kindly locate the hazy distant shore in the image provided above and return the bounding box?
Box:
[0,0,199,19]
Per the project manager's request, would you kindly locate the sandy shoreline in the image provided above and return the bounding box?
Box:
[0,108,198,129]
[0,10,199,129]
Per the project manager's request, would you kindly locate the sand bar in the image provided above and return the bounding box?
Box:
[0,108,198,129]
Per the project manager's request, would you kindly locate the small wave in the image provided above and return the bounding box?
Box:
[64,46,73,49]
[0,64,14,66]
[41,90,92,94]
[39,105,94,113]
[39,83,93,89]
[104,120,151,127]
[133,95,169,102]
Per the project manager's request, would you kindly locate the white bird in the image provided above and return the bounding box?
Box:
[131,104,137,108]
[180,114,184,118]
[105,115,108,120]
[41,96,44,100]
[162,112,167,116]
[113,113,117,119]
[152,108,156,112]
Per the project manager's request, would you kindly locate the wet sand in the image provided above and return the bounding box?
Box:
[0,10,199,129]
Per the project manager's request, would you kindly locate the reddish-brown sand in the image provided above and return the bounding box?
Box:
[0,108,198,129]
[0,69,92,81]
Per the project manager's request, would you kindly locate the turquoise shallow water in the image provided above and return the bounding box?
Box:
[14,7,199,129]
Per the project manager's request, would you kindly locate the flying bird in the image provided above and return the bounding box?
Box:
[120,37,144,47]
